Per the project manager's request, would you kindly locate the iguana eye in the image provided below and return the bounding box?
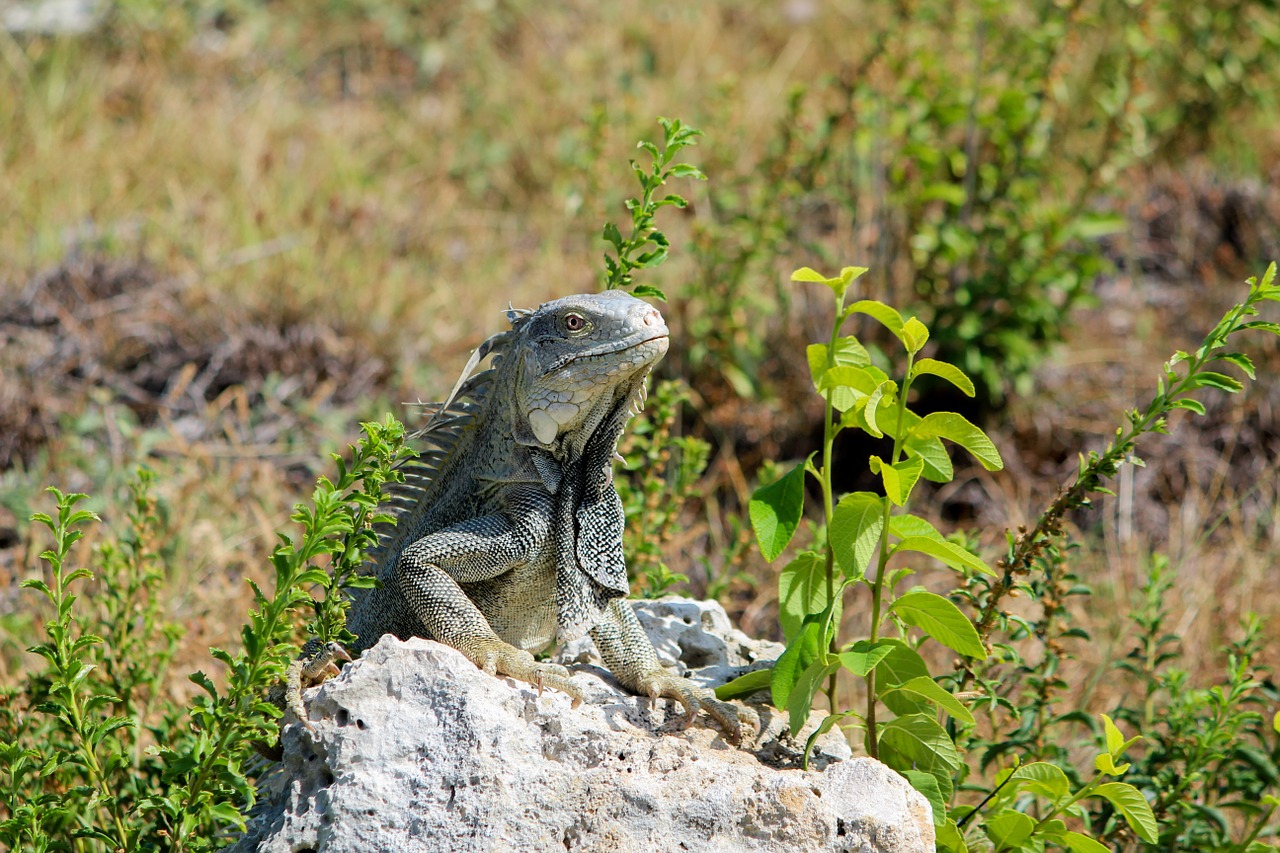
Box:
[562,312,591,335]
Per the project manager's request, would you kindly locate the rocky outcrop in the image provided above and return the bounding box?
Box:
[235,599,935,853]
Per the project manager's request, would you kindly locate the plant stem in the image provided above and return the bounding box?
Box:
[865,352,916,759]
[45,512,132,851]
[820,292,846,712]
[965,287,1268,688]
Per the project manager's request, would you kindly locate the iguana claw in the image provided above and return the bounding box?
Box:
[284,640,354,728]
[255,640,354,760]
[466,637,584,707]
[640,672,761,745]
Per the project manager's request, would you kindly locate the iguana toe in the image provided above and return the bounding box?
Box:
[285,640,354,730]
[255,640,354,760]
[466,639,584,706]
[639,673,759,745]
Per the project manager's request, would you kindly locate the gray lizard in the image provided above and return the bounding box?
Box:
[288,290,750,743]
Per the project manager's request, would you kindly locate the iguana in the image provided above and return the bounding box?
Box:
[284,290,751,745]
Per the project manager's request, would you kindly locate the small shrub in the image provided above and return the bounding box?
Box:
[732,262,1280,850]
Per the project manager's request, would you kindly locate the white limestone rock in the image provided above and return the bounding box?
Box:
[556,597,785,690]
[235,599,935,853]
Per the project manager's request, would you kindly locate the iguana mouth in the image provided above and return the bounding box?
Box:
[547,332,669,373]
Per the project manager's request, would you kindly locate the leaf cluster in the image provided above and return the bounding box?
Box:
[615,378,712,597]
[725,264,1003,827]
[0,417,410,851]
[731,261,1280,852]
[601,116,706,301]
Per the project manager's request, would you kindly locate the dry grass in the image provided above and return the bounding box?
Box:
[0,1,1278,750]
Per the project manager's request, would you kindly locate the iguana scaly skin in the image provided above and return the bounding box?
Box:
[292,291,751,742]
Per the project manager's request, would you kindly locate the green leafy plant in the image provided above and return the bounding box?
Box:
[0,417,409,851]
[946,714,1158,852]
[150,415,409,848]
[1112,571,1280,852]
[19,488,135,851]
[723,263,1004,822]
[616,378,712,598]
[601,116,705,301]
[963,263,1280,665]
[727,261,1280,851]
[598,116,718,600]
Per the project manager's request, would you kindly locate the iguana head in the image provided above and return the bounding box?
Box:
[509,290,669,449]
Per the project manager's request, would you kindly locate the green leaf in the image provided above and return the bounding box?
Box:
[875,641,932,716]
[772,618,826,710]
[892,536,994,577]
[888,514,945,542]
[789,658,838,736]
[889,590,986,658]
[905,434,953,483]
[912,412,1004,471]
[1060,831,1111,853]
[602,222,624,250]
[839,266,870,286]
[879,712,962,769]
[848,299,904,337]
[1239,320,1280,335]
[1091,782,1158,843]
[791,265,868,301]
[892,455,925,506]
[1101,713,1142,755]
[902,769,947,826]
[901,317,930,354]
[803,710,858,769]
[667,163,705,179]
[984,810,1036,850]
[870,454,923,507]
[750,463,806,562]
[630,283,667,301]
[936,818,969,852]
[1009,761,1071,804]
[1101,713,1124,754]
[886,675,976,724]
[791,266,831,283]
[869,455,901,505]
[778,551,830,642]
[863,381,896,440]
[714,667,773,701]
[838,640,895,676]
[829,492,885,580]
[911,358,975,397]
[807,337,872,386]
[1189,371,1244,393]
[1171,398,1207,415]
[1216,352,1256,379]
[1095,752,1131,776]
[819,365,878,413]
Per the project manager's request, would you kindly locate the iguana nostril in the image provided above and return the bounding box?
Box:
[643,310,662,327]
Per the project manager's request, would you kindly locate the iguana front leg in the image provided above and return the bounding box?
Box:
[591,599,759,744]
[396,492,583,704]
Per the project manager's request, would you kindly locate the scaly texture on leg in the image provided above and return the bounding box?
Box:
[400,565,583,704]
[590,599,758,743]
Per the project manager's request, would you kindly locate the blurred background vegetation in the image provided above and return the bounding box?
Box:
[0,0,1278,843]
